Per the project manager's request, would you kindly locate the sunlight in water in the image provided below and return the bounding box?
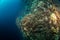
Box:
[0,0,4,5]
[0,0,8,9]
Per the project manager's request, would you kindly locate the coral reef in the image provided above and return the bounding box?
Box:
[16,0,60,40]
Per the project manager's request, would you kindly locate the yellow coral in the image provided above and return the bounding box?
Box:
[50,13,57,25]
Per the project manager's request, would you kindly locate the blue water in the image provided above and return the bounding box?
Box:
[0,0,25,40]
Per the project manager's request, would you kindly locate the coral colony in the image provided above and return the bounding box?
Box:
[16,0,60,40]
